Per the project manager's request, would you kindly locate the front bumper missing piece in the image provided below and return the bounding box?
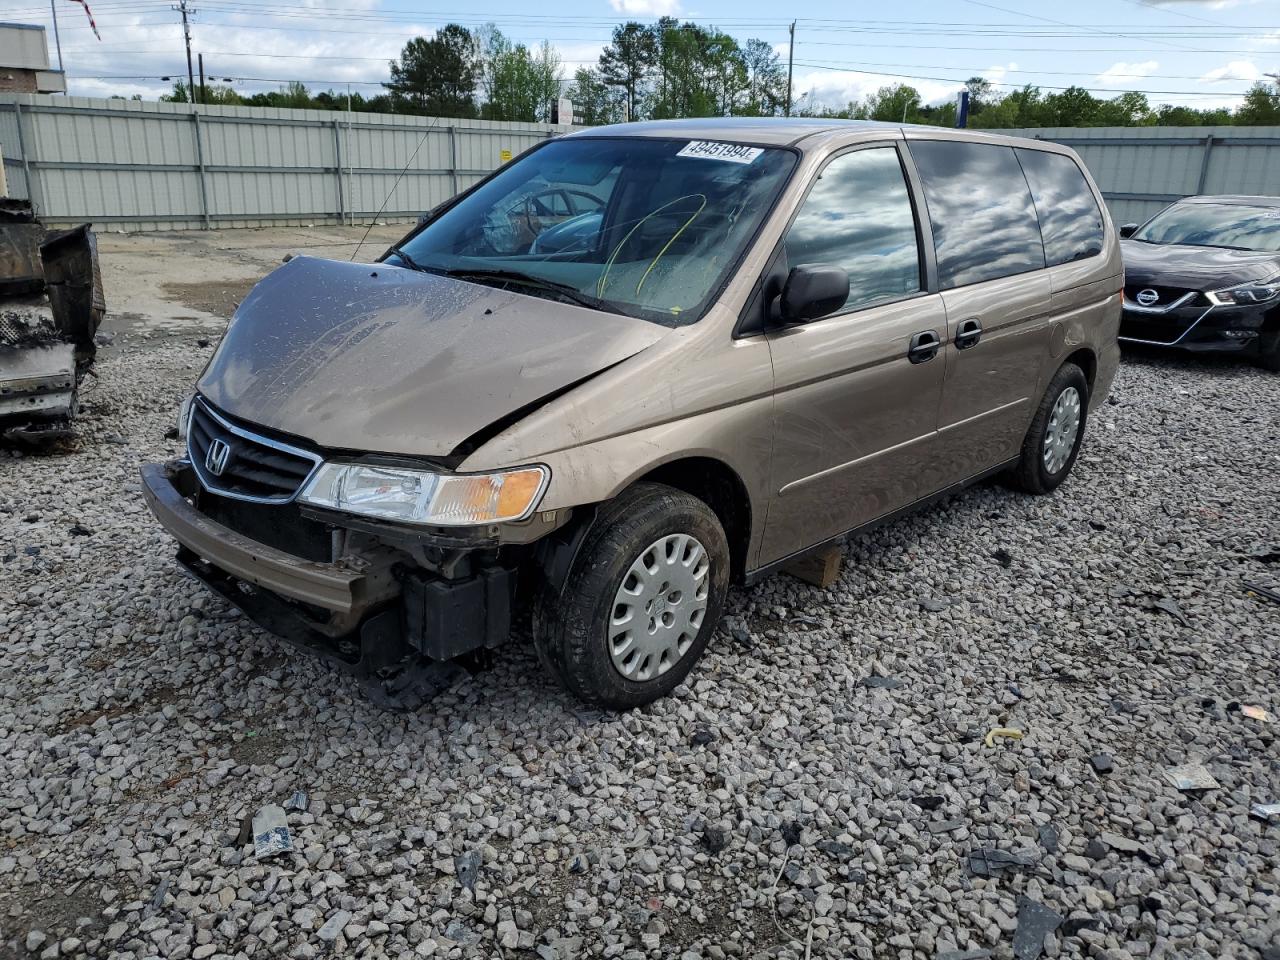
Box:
[140,460,514,698]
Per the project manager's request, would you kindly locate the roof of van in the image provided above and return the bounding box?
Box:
[564,117,946,147]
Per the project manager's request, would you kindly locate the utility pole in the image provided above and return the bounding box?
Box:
[785,20,796,117]
[198,52,205,104]
[48,0,64,73]
[173,0,196,104]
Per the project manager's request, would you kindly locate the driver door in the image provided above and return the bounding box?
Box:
[760,143,946,566]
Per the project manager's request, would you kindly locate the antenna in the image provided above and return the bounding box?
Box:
[349,115,443,262]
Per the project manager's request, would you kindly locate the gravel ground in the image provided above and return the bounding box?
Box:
[1,336,1278,960]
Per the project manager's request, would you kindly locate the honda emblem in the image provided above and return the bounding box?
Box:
[205,438,232,477]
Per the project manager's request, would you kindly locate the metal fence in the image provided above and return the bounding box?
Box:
[0,93,570,230]
[2,94,1278,231]
[992,125,1280,225]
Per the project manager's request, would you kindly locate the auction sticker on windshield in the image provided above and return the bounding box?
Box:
[677,141,764,164]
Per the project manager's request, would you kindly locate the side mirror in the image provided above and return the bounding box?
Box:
[1119,223,1138,239]
[771,264,850,325]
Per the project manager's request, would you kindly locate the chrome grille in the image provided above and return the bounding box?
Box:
[187,398,321,503]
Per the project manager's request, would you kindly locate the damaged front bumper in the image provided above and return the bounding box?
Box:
[140,459,517,676]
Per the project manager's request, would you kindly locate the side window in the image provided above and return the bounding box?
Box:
[783,147,922,313]
[1015,148,1104,266]
[909,140,1046,289]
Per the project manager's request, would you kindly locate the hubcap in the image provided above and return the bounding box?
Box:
[608,533,710,682]
[1042,385,1082,474]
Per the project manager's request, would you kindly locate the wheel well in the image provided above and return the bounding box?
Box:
[1063,348,1097,391]
[636,458,752,583]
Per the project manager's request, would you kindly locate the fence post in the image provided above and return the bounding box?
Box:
[448,126,459,199]
[191,111,211,229]
[13,101,43,215]
[1195,134,1216,194]
[331,118,346,226]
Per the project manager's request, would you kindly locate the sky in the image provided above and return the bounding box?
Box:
[6,0,1279,111]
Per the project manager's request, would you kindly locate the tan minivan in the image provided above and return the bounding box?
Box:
[142,119,1121,709]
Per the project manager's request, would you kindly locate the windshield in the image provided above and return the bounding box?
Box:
[1132,201,1280,252]
[388,137,796,326]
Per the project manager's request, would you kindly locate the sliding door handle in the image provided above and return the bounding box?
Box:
[908,329,942,364]
[955,317,983,350]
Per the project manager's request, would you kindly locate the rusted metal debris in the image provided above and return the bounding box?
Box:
[0,200,105,441]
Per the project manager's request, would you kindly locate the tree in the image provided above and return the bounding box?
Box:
[385,26,480,117]
[599,22,657,121]
[566,67,625,126]
[740,39,785,116]
[160,80,191,103]
[479,29,562,122]
[865,84,922,122]
[1154,103,1232,126]
[963,75,999,122]
[1236,81,1280,125]
[1045,86,1100,126]
[1095,91,1153,126]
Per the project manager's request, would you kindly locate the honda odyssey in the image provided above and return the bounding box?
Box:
[142,119,1121,709]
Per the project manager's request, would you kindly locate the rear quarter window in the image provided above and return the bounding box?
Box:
[909,139,1046,289]
[1015,148,1104,266]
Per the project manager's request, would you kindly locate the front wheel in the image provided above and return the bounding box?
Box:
[533,482,730,710]
[1008,363,1090,495]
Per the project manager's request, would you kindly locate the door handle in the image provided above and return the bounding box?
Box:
[955,317,983,350]
[908,329,942,364]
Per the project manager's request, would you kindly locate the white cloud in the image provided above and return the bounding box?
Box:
[984,62,1018,85]
[608,0,682,15]
[1199,59,1262,83]
[792,69,962,114]
[45,2,432,99]
[1095,60,1160,85]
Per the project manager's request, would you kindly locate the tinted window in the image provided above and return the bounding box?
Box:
[1016,148,1104,266]
[910,140,1045,288]
[784,147,922,312]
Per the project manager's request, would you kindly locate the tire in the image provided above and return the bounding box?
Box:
[1008,363,1090,495]
[533,482,730,710]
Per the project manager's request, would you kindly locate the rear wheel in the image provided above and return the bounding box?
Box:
[1008,363,1090,495]
[533,482,729,710]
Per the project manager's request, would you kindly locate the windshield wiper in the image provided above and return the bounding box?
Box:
[386,246,426,271]
[443,267,602,310]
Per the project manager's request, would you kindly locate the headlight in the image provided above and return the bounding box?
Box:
[1206,280,1280,306]
[176,393,194,441]
[298,462,549,526]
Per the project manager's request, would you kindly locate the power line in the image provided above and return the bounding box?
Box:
[954,0,1199,52]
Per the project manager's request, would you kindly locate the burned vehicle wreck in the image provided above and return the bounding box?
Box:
[0,200,105,440]
[141,120,1120,710]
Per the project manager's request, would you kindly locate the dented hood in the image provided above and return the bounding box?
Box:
[197,256,668,458]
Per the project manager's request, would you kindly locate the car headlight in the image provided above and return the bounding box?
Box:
[1206,280,1280,306]
[176,393,194,441]
[298,462,549,526]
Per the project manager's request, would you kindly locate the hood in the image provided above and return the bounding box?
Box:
[1122,239,1280,291]
[197,256,668,459]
